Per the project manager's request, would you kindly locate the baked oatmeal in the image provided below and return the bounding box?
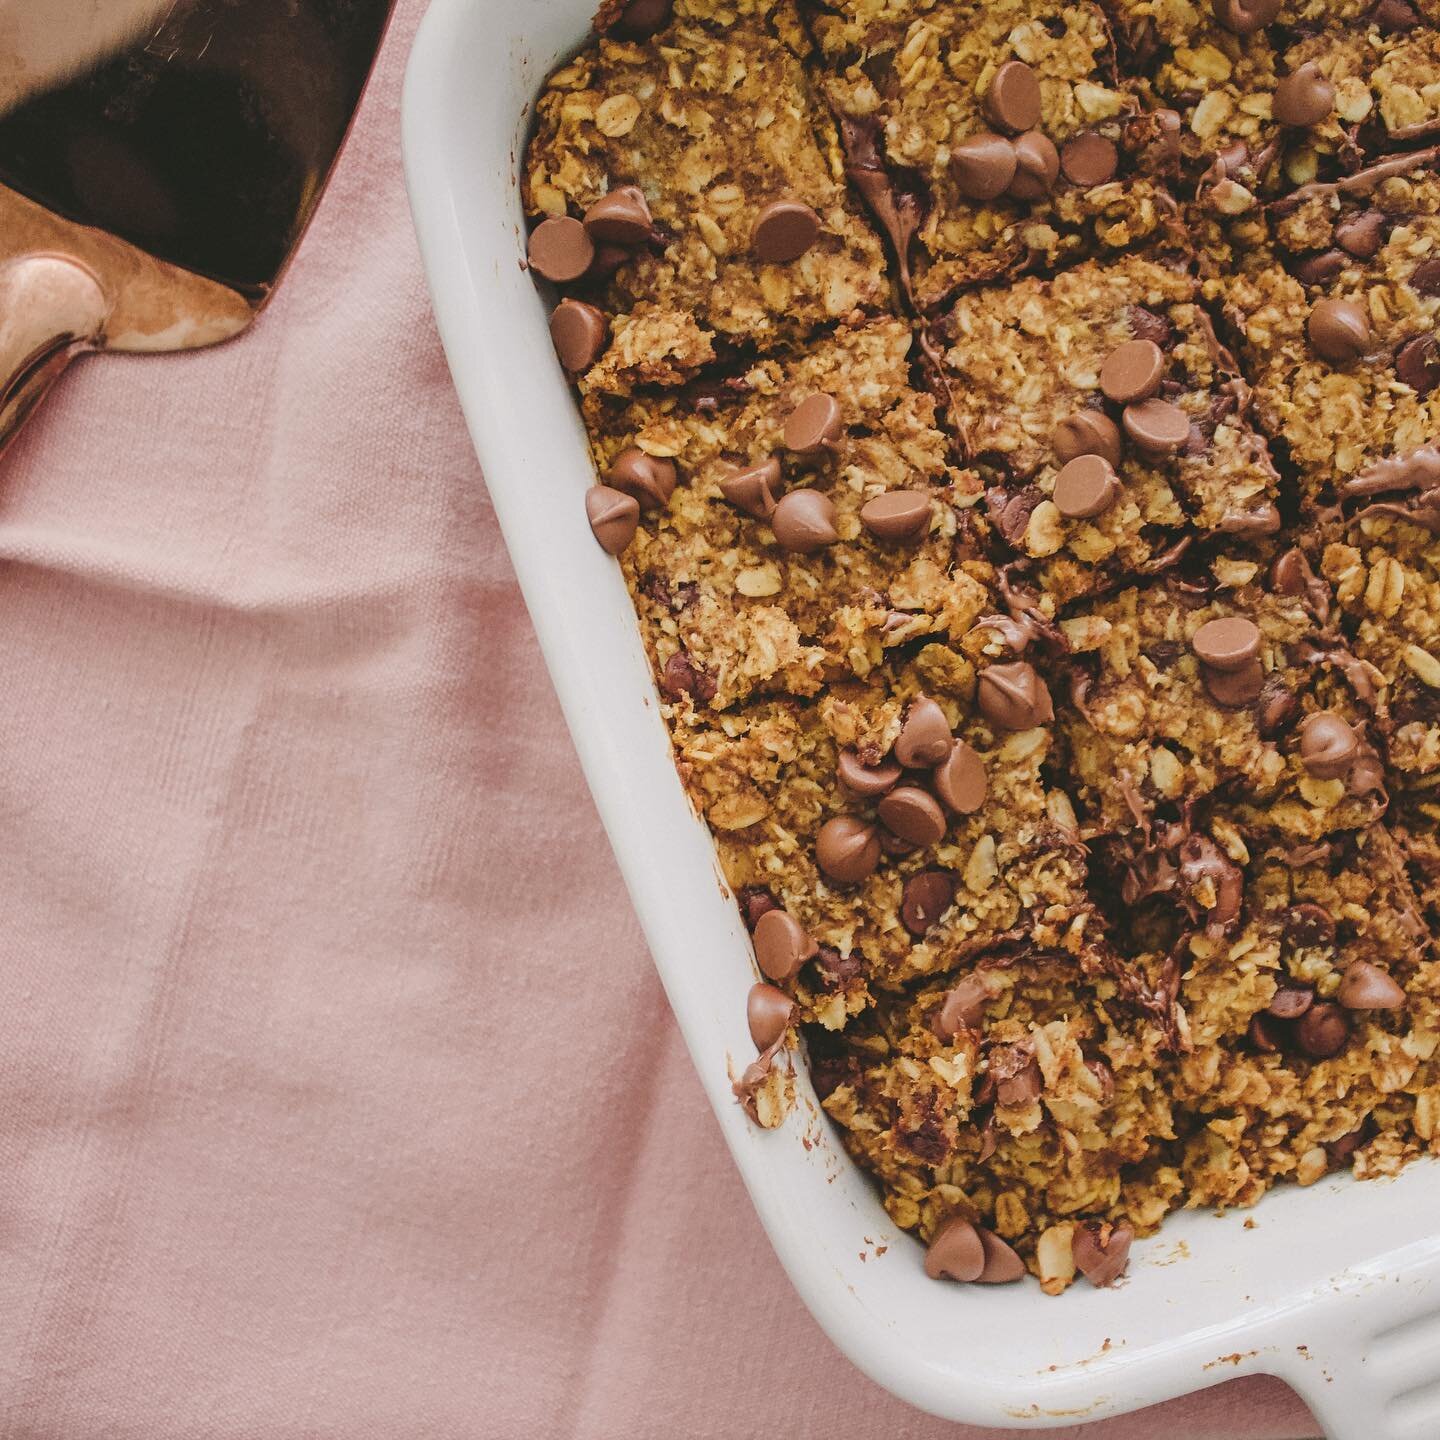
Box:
[1216,156,1440,505]
[939,252,1283,603]
[807,0,1184,308]
[524,0,1440,1294]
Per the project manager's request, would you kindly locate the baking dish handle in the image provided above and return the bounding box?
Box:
[1295,1366,1407,1440]
[1285,1266,1440,1440]
[0,253,110,460]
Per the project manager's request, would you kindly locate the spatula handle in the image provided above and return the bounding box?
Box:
[0,254,109,459]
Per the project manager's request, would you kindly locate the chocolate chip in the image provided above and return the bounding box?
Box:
[860,490,932,545]
[992,1046,1042,1106]
[585,242,631,283]
[550,298,609,373]
[987,484,1045,543]
[752,198,822,263]
[815,815,881,884]
[740,888,779,930]
[983,60,1042,134]
[837,748,902,798]
[1275,553,1334,619]
[606,447,677,510]
[753,909,818,983]
[1270,547,1326,610]
[895,696,952,768]
[1268,984,1315,1019]
[924,1217,985,1282]
[1211,0,1280,32]
[612,0,672,37]
[878,786,947,847]
[527,215,595,283]
[1336,960,1406,1010]
[1000,1063,1044,1112]
[1060,133,1119,187]
[1274,63,1334,128]
[978,661,1054,730]
[901,870,956,936]
[1204,658,1265,707]
[1101,340,1165,404]
[746,982,795,1049]
[1073,1222,1133,1288]
[905,1121,959,1170]
[1296,1001,1350,1058]
[1007,131,1060,201]
[1326,1126,1367,1167]
[1134,106,1182,170]
[812,946,864,994]
[1348,744,1387,800]
[975,1228,1026,1283]
[1218,502,1280,535]
[1249,1012,1283,1053]
[582,187,653,245]
[1287,903,1337,948]
[1295,250,1348,286]
[660,651,715,704]
[1335,209,1386,259]
[720,457,782,518]
[771,489,838,554]
[1308,298,1371,363]
[1410,258,1440,295]
[639,573,685,611]
[932,975,989,1037]
[1396,335,1440,395]
[1053,454,1121,519]
[1193,616,1261,671]
[1255,677,1300,738]
[1373,0,1420,31]
[1178,833,1244,928]
[880,830,920,858]
[1122,398,1190,456]
[951,134,1018,200]
[1054,410,1123,467]
[933,739,988,814]
[784,393,844,453]
[585,485,640,555]
[1128,305,1173,349]
[1299,711,1358,779]
[1346,443,1440,494]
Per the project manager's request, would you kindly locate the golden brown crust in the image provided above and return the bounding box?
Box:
[526,0,1440,1294]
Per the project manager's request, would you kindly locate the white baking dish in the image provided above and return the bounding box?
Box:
[400,4,1440,1432]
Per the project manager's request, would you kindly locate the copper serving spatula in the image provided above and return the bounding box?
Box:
[0,0,394,457]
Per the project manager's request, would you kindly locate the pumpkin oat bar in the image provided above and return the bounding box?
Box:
[939,253,1283,604]
[1059,572,1385,840]
[1112,820,1440,1207]
[591,316,984,710]
[810,945,1176,1293]
[523,0,889,377]
[1324,504,1440,788]
[1109,0,1440,222]
[807,0,1184,308]
[526,0,1440,1297]
[1214,157,1440,504]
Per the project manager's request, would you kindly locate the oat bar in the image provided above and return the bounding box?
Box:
[809,0,1183,308]
[941,254,1282,603]
[526,0,1440,1297]
[523,0,890,378]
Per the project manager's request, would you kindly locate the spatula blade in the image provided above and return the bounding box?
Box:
[0,0,394,302]
[0,0,394,455]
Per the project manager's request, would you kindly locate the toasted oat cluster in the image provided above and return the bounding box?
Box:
[524,0,1440,1295]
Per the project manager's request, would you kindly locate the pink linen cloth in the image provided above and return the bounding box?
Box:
[0,6,1322,1437]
